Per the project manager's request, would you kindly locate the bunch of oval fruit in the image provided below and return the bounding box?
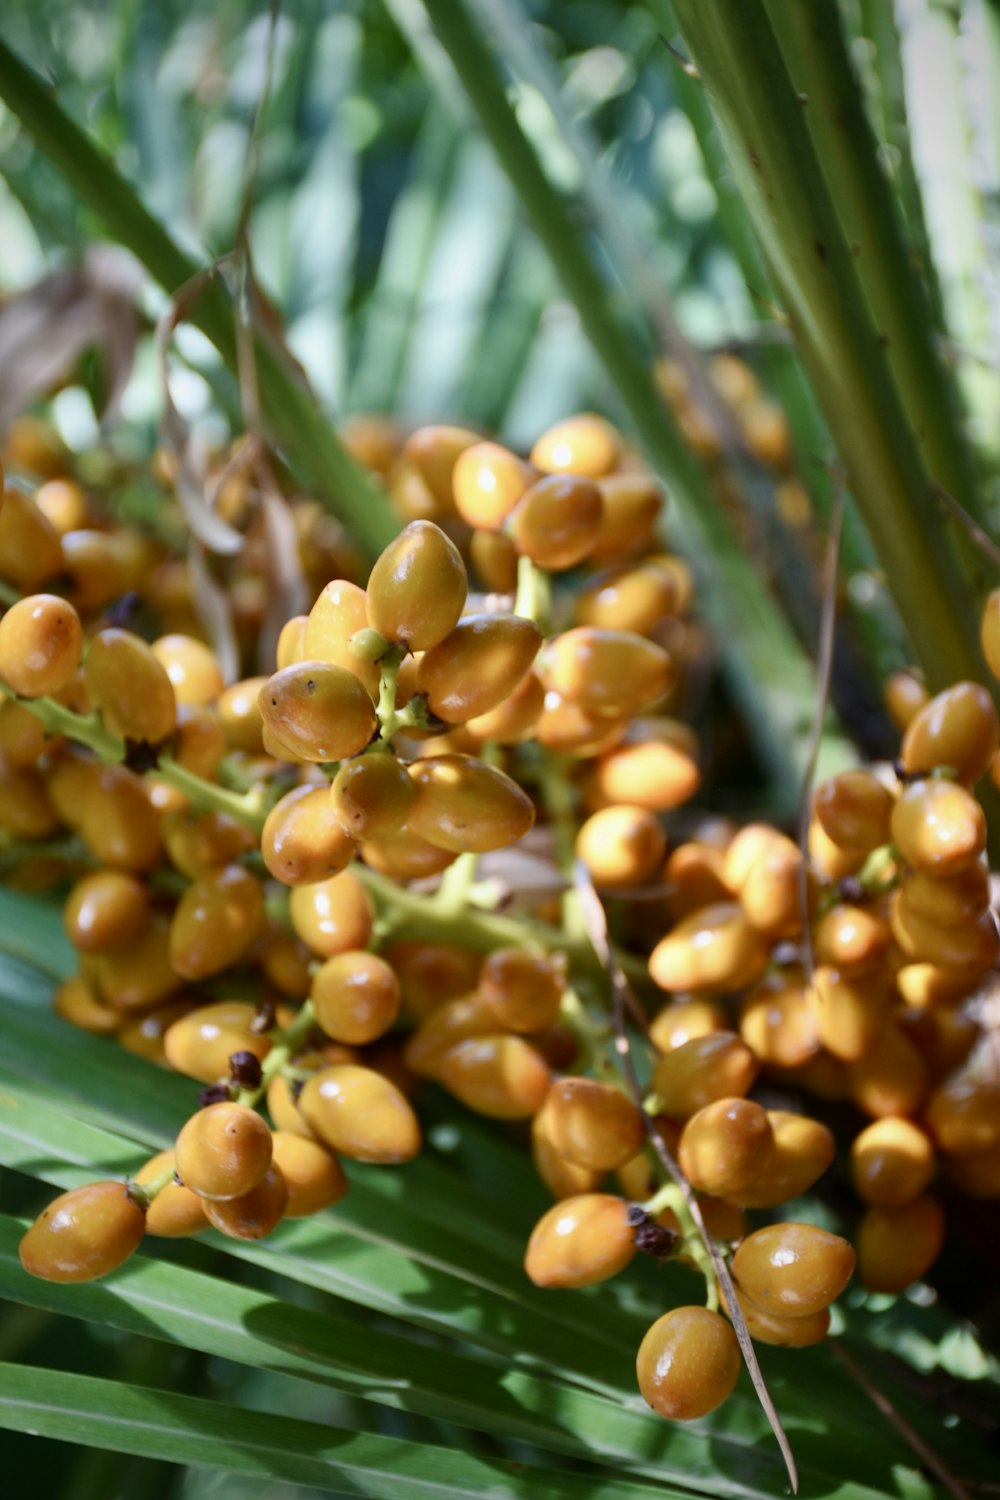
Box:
[3,398,1000,1428]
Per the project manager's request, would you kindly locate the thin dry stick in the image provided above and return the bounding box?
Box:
[155,261,243,557]
[572,862,799,1495]
[797,475,846,985]
[829,1340,973,1500]
[933,482,1000,573]
[658,33,700,80]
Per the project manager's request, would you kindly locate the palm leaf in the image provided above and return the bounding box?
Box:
[0,892,993,1499]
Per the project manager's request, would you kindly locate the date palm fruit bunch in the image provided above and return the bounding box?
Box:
[1,406,995,1427]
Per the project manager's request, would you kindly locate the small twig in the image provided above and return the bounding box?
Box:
[933,483,1000,574]
[155,261,244,557]
[744,283,791,325]
[797,474,846,984]
[657,33,700,80]
[830,1340,973,1500]
[573,860,799,1495]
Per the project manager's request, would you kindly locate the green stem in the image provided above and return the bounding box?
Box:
[433,851,480,917]
[513,554,552,634]
[237,1000,316,1108]
[0,36,398,561]
[127,1164,175,1210]
[896,0,1000,460]
[765,0,986,542]
[640,1182,718,1312]
[375,646,426,741]
[155,757,268,835]
[0,581,21,607]
[0,685,124,761]
[536,750,577,877]
[558,986,613,1076]
[660,20,905,692]
[0,688,269,832]
[671,0,989,698]
[356,863,649,991]
[412,0,856,790]
[856,0,944,323]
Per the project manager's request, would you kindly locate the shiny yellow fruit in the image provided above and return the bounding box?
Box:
[0,485,64,589]
[891,778,986,874]
[311,950,401,1045]
[360,824,457,879]
[508,474,603,570]
[161,808,256,880]
[452,442,533,531]
[577,561,681,635]
[79,766,162,872]
[63,871,148,954]
[636,1307,740,1421]
[547,627,673,718]
[478,948,564,1033]
[649,903,769,995]
[812,769,894,853]
[136,1151,208,1238]
[416,613,541,723]
[407,753,535,853]
[203,1165,288,1239]
[721,1284,829,1348]
[465,668,546,744]
[174,1103,273,1201]
[151,634,225,706]
[525,1193,635,1288]
[812,903,891,974]
[902,682,999,784]
[980,588,1000,681]
[302,579,380,699]
[19,1181,146,1283]
[258,661,377,762]
[590,473,663,561]
[856,1195,945,1292]
[850,1118,936,1208]
[734,1112,835,1208]
[169,864,266,980]
[0,593,83,698]
[544,1077,645,1171]
[262,784,357,885]
[652,1032,759,1119]
[649,998,727,1055]
[531,1105,604,1199]
[270,1130,349,1217]
[678,1098,774,1197]
[163,1001,271,1084]
[289,869,373,957]
[436,1035,551,1119]
[576,804,667,888]
[403,425,479,512]
[732,1222,855,1317]
[299,1065,420,1163]
[366,520,467,650]
[84,628,177,744]
[738,973,819,1069]
[530,414,621,478]
[52,976,120,1035]
[807,967,892,1063]
[92,912,179,1012]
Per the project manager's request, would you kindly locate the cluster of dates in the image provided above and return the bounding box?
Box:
[1,399,997,1429]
